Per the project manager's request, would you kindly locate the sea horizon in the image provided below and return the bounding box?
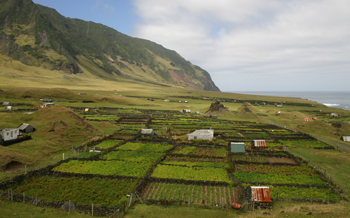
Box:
[227,91,350,111]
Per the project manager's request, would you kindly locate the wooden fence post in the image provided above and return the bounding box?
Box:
[92,203,94,216]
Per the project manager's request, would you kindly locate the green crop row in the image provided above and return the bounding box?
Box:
[231,155,269,163]
[5,176,137,207]
[171,146,226,157]
[163,159,229,168]
[279,140,329,148]
[100,150,163,162]
[95,140,121,149]
[53,160,152,178]
[235,164,316,175]
[233,171,328,186]
[143,183,235,205]
[117,142,173,152]
[151,165,233,184]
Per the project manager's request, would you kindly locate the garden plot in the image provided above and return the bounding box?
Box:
[234,164,316,175]
[151,165,232,184]
[171,146,227,157]
[100,150,164,162]
[279,140,331,148]
[53,160,153,178]
[116,142,173,152]
[242,184,341,202]
[94,140,122,149]
[233,171,328,186]
[142,183,239,205]
[4,176,137,207]
[163,156,230,168]
[84,115,119,121]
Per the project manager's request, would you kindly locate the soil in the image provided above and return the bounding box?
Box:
[0,161,24,172]
[149,183,157,199]
[141,184,152,198]
[228,187,232,203]
[268,157,297,164]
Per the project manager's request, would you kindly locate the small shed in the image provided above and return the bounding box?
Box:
[230,142,245,153]
[275,104,283,108]
[141,129,155,135]
[342,136,350,142]
[18,123,36,133]
[210,115,218,119]
[253,140,266,148]
[330,113,339,117]
[195,111,200,115]
[40,98,53,102]
[5,106,12,110]
[2,102,10,106]
[304,118,309,121]
[0,128,20,141]
[250,186,272,203]
[183,109,191,113]
[84,108,90,112]
[187,129,214,141]
[164,99,170,102]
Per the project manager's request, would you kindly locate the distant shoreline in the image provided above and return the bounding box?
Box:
[228,91,350,111]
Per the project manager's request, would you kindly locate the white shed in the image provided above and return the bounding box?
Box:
[183,109,191,113]
[0,128,20,141]
[141,129,155,135]
[342,136,350,142]
[187,129,214,141]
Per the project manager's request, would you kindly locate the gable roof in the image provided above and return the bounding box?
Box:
[188,129,214,137]
[254,140,266,147]
[141,129,154,134]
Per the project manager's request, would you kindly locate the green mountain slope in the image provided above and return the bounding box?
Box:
[0,0,220,91]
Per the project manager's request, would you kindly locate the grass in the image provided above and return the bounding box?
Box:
[0,199,91,218]
[288,148,350,198]
[124,201,350,218]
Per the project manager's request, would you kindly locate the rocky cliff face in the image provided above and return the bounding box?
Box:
[0,0,220,91]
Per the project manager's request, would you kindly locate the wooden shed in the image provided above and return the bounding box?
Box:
[183,109,191,113]
[18,123,36,133]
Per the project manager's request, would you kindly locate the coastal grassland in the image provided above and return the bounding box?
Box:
[0,199,91,218]
[124,201,350,218]
[288,148,350,196]
[0,106,103,167]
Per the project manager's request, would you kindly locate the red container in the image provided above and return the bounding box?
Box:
[232,203,241,209]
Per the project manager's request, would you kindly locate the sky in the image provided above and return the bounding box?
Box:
[32,0,350,92]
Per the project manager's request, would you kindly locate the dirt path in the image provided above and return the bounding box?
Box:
[316,137,350,152]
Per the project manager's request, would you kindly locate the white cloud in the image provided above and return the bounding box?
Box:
[93,0,115,15]
[131,0,350,91]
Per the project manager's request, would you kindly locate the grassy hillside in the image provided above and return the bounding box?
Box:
[0,0,219,91]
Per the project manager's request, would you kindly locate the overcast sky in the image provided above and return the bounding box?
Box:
[32,0,350,92]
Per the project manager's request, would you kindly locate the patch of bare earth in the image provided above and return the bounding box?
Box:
[268,157,297,164]
[141,183,152,198]
[149,183,157,199]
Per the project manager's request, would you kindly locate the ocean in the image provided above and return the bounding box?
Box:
[231,91,350,111]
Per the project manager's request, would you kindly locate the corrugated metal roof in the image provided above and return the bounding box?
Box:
[251,186,272,202]
[254,140,266,147]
